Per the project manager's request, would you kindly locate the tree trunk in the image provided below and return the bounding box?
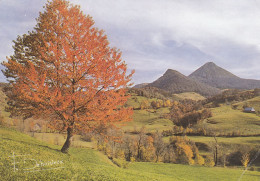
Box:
[156,154,159,162]
[214,136,218,166]
[215,145,218,166]
[61,127,73,153]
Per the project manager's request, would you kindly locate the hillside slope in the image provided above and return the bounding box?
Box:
[189,62,260,89]
[133,83,149,89]
[1,127,259,180]
[197,105,260,136]
[147,69,221,96]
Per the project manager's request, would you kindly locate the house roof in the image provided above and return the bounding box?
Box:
[244,107,255,112]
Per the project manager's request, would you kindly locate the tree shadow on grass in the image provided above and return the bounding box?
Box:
[2,137,61,153]
[248,140,260,144]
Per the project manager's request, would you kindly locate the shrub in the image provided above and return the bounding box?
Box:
[205,156,215,167]
[241,152,250,168]
[169,136,196,165]
[112,158,129,168]
[195,153,205,165]
[81,132,93,142]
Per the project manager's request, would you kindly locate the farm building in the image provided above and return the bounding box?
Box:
[244,107,256,113]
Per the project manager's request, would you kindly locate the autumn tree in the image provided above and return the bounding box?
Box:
[163,99,172,107]
[135,127,147,161]
[151,101,157,109]
[213,136,219,166]
[241,152,250,168]
[140,100,149,110]
[152,131,165,162]
[2,0,134,153]
[170,100,211,129]
[194,147,205,165]
[103,128,124,159]
[143,136,155,161]
[123,135,136,161]
[170,136,194,165]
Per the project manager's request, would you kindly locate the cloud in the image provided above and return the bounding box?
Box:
[1,0,260,84]
[0,0,46,59]
[70,0,260,81]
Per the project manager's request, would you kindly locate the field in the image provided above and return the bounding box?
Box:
[197,105,260,136]
[124,108,172,132]
[125,93,260,170]
[1,126,260,181]
[173,92,205,101]
[125,94,260,136]
[124,95,172,132]
[233,96,260,112]
[32,132,95,148]
[187,136,260,146]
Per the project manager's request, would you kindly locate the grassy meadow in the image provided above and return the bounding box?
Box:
[234,96,260,112]
[124,108,172,132]
[1,126,260,181]
[125,93,260,136]
[198,105,260,136]
[173,92,205,101]
[124,95,172,132]
[1,86,260,180]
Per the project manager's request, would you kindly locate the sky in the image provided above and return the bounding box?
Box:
[1,0,260,84]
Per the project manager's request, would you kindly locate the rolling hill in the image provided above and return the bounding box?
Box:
[1,127,260,180]
[147,69,221,96]
[133,83,149,89]
[189,62,260,89]
[1,76,260,180]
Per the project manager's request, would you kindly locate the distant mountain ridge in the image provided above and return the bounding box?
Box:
[133,83,149,89]
[134,62,260,97]
[147,69,221,96]
[189,62,260,89]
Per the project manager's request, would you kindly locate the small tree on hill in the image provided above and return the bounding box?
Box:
[2,0,134,153]
[241,152,250,168]
[153,131,165,162]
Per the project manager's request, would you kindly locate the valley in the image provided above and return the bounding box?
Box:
[1,62,260,180]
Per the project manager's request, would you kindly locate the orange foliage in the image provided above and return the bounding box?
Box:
[3,0,134,152]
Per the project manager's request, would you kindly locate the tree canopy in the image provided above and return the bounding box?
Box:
[2,0,134,153]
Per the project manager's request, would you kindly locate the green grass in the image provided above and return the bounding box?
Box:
[186,136,260,146]
[32,132,95,148]
[123,108,172,132]
[125,95,260,135]
[233,96,260,112]
[124,95,173,132]
[197,105,260,135]
[128,162,260,181]
[126,96,158,110]
[173,92,205,101]
[163,136,260,147]
[1,126,260,180]
[1,90,260,180]
[125,94,260,135]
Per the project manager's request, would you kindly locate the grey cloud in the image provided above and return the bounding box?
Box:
[1,0,260,84]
